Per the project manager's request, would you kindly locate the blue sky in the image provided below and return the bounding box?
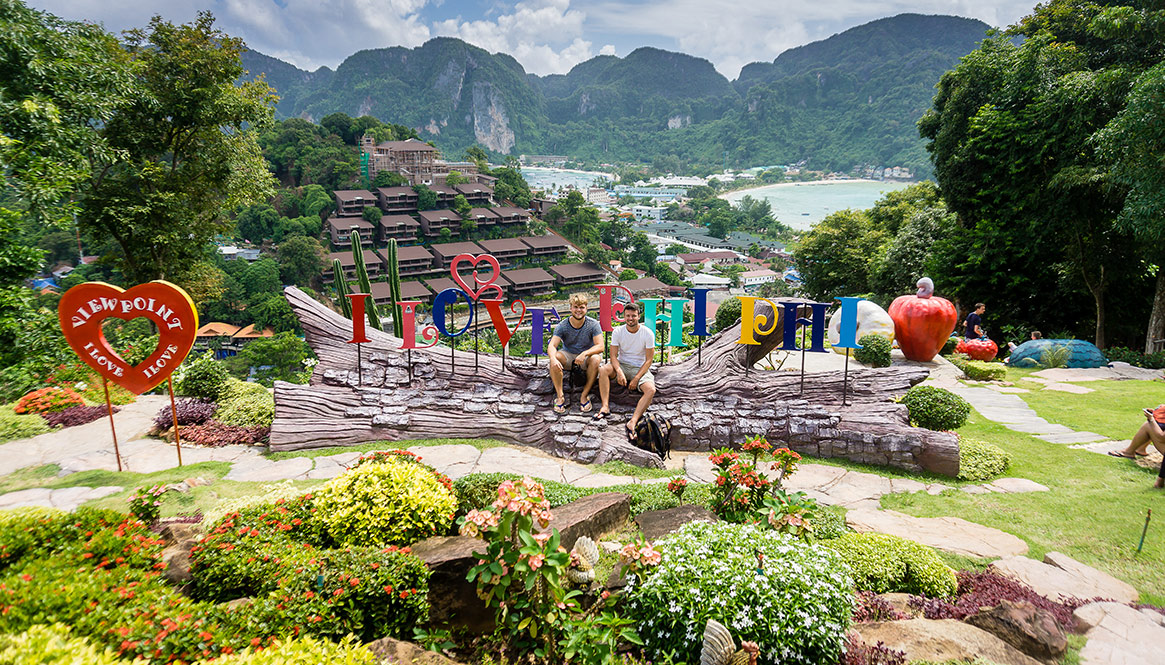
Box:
[28,0,1037,78]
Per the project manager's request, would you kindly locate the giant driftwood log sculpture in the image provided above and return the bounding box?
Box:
[272,287,959,476]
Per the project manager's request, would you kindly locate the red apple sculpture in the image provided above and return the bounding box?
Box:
[956,338,998,361]
[887,277,958,362]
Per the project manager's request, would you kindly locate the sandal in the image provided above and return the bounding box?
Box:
[625,423,636,443]
[1108,451,1138,459]
[592,409,609,421]
[553,398,566,414]
[579,397,593,413]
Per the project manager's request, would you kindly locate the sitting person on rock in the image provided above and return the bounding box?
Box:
[593,301,657,441]
[1108,404,1165,489]
[547,292,604,414]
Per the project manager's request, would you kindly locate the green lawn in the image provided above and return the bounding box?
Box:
[883,412,1165,604]
[1014,378,1163,441]
[264,437,506,461]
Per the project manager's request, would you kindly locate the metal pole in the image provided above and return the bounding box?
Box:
[799,323,807,395]
[408,348,413,381]
[474,301,479,372]
[103,379,122,472]
[167,377,183,467]
[842,351,850,407]
[1138,509,1152,553]
[357,343,363,386]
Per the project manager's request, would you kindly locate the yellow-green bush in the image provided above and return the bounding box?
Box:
[0,411,52,442]
[0,623,122,664]
[958,437,1011,481]
[215,380,274,428]
[823,532,957,598]
[211,635,379,664]
[314,457,457,547]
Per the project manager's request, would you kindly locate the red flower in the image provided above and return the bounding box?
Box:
[251,637,261,646]
[333,589,343,596]
[349,578,359,586]
[199,631,212,641]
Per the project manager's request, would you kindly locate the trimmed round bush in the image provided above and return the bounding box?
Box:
[625,521,853,665]
[854,333,892,367]
[941,336,959,355]
[822,532,957,598]
[152,398,216,429]
[215,381,274,428]
[810,507,850,540]
[715,297,743,331]
[0,412,52,442]
[901,385,970,431]
[175,351,231,400]
[14,387,85,415]
[958,437,1011,481]
[314,457,458,547]
[964,359,1007,381]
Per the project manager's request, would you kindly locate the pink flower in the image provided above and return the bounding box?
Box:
[527,553,545,570]
[533,533,551,547]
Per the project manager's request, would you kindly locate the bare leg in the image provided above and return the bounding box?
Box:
[580,355,600,405]
[597,364,613,413]
[628,382,656,431]
[549,351,569,404]
[1125,422,1165,456]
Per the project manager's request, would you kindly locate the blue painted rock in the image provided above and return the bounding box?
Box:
[1008,339,1108,369]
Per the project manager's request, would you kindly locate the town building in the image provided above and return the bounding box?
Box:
[371,280,433,307]
[333,190,378,217]
[676,251,741,266]
[631,205,665,221]
[378,215,421,243]
[327,218,376,248]
[491,206,531,228]
[519,235,569,261]
[325,249,385,281]
[502,268,555,297]
[417,210,462,238]
[395,245,436,278]
[477,238,530,266]
[740,269,779,288]
[464,208,500,228]
[455,183,493,206]
[429,241,485,269]
[618,276,670,299]
[550,262,607,287]
[377,186,419,214]
[360,138,439,185]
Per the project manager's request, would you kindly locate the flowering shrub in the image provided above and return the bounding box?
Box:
[0,507,163,573]
[625,520,853,665]
[840,632,906,665]
[709,448,772,522]
[913,569,1081,629]
[313,458,457,547]
[14,387,85,414]
[823,533,957,598]
[152,398,217,430]
[769,447,802,486]
[180,421,270,447]
[618,536,662,583]
[0,412,51,442]
[211,635,379,664]
[41,405,117,429]
[460,477,576,658]
[216,386,275,428]
[666,477,687,502]
[129,485,168,524]
[0,623,123,664]
[175,351,231,400]
[851,591,909,623]
[352,449,454,493]
[204,481,312,526]
[46,365,135,405]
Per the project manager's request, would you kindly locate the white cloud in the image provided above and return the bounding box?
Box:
[599,44,616,56]
[432,0,594,74]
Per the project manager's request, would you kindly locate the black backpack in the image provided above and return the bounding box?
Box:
[570,364,588,389]
[634,413,672,460]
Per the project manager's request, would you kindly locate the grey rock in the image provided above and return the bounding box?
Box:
[635,505,716,542]
[965,600,1067,664]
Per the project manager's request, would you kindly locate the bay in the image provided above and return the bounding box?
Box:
[521,167,615,192]
[723,179,914,231]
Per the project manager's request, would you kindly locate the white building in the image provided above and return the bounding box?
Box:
[631,205,665,221]
[585,187,612,205]
[740,269,779,287]
[691,273,732,289]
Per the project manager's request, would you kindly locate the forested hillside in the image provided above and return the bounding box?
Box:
[241,14,991,175]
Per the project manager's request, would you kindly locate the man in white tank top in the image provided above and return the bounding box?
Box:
[595,301,657,441]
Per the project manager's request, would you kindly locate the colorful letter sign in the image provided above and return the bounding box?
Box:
[58,281,199,394]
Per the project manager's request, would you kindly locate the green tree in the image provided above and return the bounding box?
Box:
[490,167,532,207]
[1096,60,1165,351]
[241,258,282,299]
[869,207,954,305]
[228,331,312,386]
[866,181,943,235]
[373,170,407,187]
[415,184,438,211]
[627,232,658,271]
[451,194,472,218]
[277,236,326,287]
[235,204,279,244]
[793,209,885,300]
[619,269,639,280]
[560,190,585,217]
[79,12,278,283]
[362,205,383,223]
[248,296,300,334]
[460,219,478,240]
[445,170,468,186]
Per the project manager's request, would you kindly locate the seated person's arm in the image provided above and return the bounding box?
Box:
[610,345,626,384]
[547,335,563,368]
[579,333,604,365]
[629,347,654,388]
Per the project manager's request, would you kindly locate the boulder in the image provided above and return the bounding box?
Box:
[410,535,493,634]
[634,505,717,542]
[989,552,1137,604]
[877,593,920,618]
[161,543,194,585]
[965,600,1066,664]
[539,492,630,551]
[846,509,1029,558]
[365,636,465,665]
[157,522,201,545]
[1073,602,1165,665]
[853,618,1043,665]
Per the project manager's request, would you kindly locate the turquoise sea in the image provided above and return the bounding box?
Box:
[723,180,913,231]
[520,167,614,191]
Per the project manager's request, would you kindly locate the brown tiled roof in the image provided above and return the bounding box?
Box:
[456,183,494,195]
[377,186,417,197]
[429,241,484,258]
[467,208,500,221]
[328,250,384,267]
[424,274,513,294]
[520,235,567,250]
[328,218,374,232]
[619,277,669,293]
[375,139,438,152]
[379,214,420,229]
[492,206,529,217]
[417,209,462,223]
[678,251,737,262]
[550,263,606,279]
[396,246,433,262]
[196,322,241,337]
[429,185,458,197]
[370,280,432,300]
[333,189,377,200]
[478,238,528,253]
[503,268,554,286]
[233,324,274,339]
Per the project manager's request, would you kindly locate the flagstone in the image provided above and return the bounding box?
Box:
[1036,431,1107,444]
[847,509,1029,558]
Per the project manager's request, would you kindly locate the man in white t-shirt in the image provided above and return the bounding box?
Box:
[595,301,657,440]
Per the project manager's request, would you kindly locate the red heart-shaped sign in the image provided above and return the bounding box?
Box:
[449,253,504,301]
[57,281,199,394]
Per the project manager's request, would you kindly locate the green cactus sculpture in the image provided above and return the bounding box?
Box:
[333,258,352,319]
[386,238,404,337]
[350,230,383,331]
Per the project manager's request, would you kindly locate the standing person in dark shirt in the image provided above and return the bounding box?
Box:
[547,293,604,414]
[964,303,986,339]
